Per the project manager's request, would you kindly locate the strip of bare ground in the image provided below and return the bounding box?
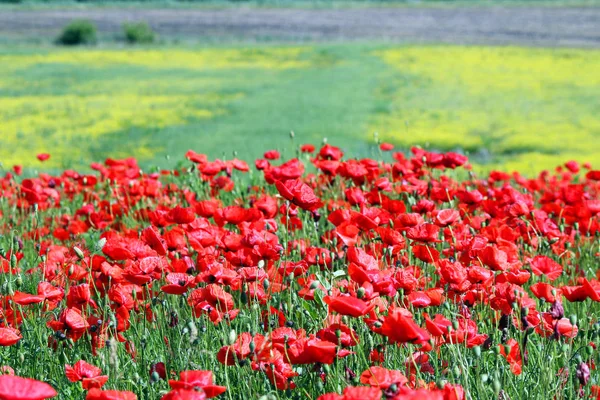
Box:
[0,6,599,46]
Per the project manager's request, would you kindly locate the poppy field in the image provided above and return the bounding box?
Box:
[0,141,599,400]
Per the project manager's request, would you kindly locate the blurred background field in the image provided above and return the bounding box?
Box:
[0,1,599,175]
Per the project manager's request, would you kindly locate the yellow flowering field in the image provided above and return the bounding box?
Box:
[0,45,598,174]
[0,47,314,169]
[372,46,600,173]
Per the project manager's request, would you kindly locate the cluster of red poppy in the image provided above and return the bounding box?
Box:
[0,142,599,399]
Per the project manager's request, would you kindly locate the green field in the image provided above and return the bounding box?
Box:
[1,44,599,174]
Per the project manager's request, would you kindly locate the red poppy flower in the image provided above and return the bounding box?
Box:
[85,389,137,400]
[286,337,338,365]
[529,255,563,281]
[360,366,408,389]
[379,307,430,345]
[0,327,22,347]
[264,150,280,160]
[161,390,207,400]
[168,371,226,398]
[65,360,108,390]
[275,179,323,212]
[300,144,315,153]
[36,153,50,162]
[499,338,522,375]
[406,223,440,243]
[323,295,375,318]
[379,143,394,151]
[0,375,57,400]
[185,150,208,164]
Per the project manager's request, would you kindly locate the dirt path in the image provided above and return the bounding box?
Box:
[0,6,599,47]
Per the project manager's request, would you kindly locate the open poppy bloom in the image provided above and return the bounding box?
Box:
[0,375,56,400]
[65,360,108,390]
[168,371,226,398]
[275,179,323,212]
[360,366,408,389]
[85,389,137,400]
[0,327,22,347]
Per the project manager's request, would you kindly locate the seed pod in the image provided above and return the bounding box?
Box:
[357,287,366,299]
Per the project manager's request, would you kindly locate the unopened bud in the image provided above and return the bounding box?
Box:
[228,329,237,345]
[73,246,85,260]
[493,380,501,395]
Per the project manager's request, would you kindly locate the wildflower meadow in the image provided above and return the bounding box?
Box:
[0,141,599,399]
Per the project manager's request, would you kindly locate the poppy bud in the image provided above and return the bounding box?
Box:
[570,315,578,326]
[9,254,17,269]
[290,131,295,138]
[474,346,481,358]
[587,345,595,357]
[263,279,270,291]
[249,341,256,353]
[15,275,22,288]
[228,329,237,345]
[493,380,501,395]
[452,320,459,331]
[97,238,107,249]
[150,371,160,383]
[258,260,265,269]
[309,281,319,290]
[481,374,489,383]
[73,246,85,260]
[188,322,198,344]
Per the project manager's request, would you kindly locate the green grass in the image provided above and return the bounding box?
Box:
[0,43,599,175]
